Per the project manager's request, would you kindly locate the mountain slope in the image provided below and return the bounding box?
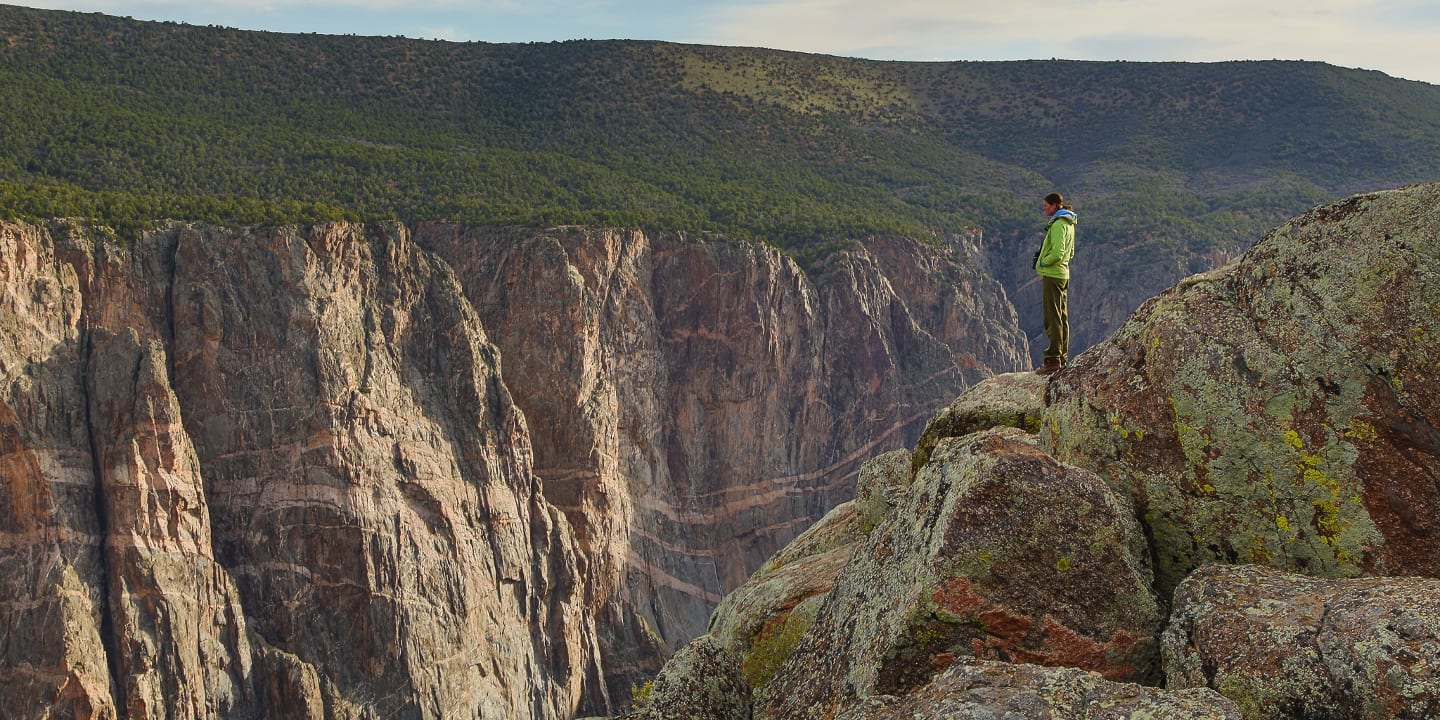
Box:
[4,5,1440,354]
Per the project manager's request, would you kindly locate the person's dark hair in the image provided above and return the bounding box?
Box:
[1044,192,1074,211]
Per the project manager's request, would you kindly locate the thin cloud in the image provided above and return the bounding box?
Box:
[698,0,1440,84]
[1066,34,1221,61]
[18,0,498,9]
[10,0,1440,84]
[1367,0,1440,26]
[415,25,473,42]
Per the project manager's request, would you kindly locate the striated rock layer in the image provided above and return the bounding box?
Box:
[417,226,1028,699]
[1,221,602,719]
[1,219,1024,717]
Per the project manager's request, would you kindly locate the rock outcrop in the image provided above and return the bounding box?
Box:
[624,373,1227,719]
[911,370,1048,470]
[417,226,1028,698]
[760,423,1163,718]
[1164,564,1440,719]
[625,183,1440,719]
[1043,182,1440,594]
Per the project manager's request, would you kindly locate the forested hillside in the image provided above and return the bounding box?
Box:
[4,4,1440,350]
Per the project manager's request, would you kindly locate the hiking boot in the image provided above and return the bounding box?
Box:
[1035,358,1063,376]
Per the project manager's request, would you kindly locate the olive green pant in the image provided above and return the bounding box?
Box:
[1042,276,1069,363]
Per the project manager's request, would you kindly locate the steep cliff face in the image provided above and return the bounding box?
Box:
[418,226,1029,700]
[1,219,1026,717]
[1,221,603,719]
[1,220,121,718]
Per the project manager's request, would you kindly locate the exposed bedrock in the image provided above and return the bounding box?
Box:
[418,226,1028,698]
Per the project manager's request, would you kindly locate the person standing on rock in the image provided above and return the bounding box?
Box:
[1034,192,1077,376]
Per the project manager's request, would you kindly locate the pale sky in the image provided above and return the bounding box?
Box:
[11,0,1440,86]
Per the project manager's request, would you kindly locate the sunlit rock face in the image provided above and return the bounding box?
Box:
[0,221,601,719]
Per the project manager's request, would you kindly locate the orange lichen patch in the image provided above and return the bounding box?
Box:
[931,576,988,616]
[1033,618,1138,679]
[968,608,1039,662]
[978,608,1036,645]
[978,433,1047,462]
[929,576,1145,680]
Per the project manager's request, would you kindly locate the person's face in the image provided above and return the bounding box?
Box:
[1043,200,1059,215]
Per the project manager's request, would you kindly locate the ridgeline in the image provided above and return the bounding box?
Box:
[4,5,1440,245]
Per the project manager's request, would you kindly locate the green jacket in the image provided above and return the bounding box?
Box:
[1035,209,1077,280]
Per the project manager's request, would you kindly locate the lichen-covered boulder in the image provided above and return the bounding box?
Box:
[853,449,912,535]
[1164,564,1440,720]
[706,495,869,690]
[912,371,1048,470]
[692,374,1065,707]
[758,427,1163,719]
[833,658,1242,720]
[1043,183,1440,594]
[620,636,752,720]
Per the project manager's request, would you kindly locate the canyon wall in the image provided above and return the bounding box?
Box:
[1,221,601,719]
[0,220,1027,717]
[418,226,1028,701]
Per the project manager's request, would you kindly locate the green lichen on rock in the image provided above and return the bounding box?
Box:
[1044,183,1440,594]
[629,681,655,711]
[740,594,824,690]
[854,450,911,535]
[1163,564,1440,720]
[912,372,1047,471]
